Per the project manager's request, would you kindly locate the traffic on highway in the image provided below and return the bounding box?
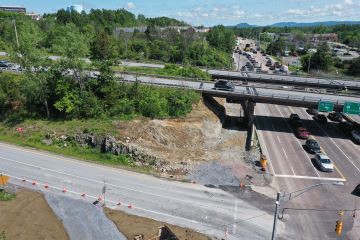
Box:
[254,103,360,239]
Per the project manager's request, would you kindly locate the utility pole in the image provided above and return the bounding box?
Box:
[13,20,19,48]
[271,192,281,240]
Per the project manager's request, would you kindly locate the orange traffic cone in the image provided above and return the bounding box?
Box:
[62,186,67,193]
[32,180,37,185]
[44,183,49,189]
[128,203,133,208]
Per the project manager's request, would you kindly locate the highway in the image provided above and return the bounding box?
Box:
[254,104,360,239]
[0,142,274,240]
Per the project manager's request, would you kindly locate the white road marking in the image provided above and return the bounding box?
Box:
[6,174,207,226]
[276,105,321,177]
[274,174,346,181]
[328,138,360,174]
[0,155,235,211]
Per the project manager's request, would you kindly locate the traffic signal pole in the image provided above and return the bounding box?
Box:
[271,192,281,240]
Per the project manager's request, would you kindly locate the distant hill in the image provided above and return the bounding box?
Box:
[270,21,360,27]
[235,23,258,28]
[233,21,360,28]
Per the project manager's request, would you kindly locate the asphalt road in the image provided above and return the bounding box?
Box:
[0,142,274,240]
[254,103,360,239]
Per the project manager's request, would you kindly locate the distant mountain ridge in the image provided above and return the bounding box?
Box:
[234,21,360,28]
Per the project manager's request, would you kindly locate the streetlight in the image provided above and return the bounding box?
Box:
[271,181,344,240]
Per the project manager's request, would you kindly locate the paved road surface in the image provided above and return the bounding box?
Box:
[0,142,274,239]
[254,104,360,239]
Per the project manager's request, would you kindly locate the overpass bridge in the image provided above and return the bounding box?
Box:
[209,70,360,91]
[118,73,360,150]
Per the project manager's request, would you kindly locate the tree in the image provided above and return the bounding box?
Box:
[347,57,360,76]
[206,25,236,53]
[90,31,117,61]
[301,43,332,72]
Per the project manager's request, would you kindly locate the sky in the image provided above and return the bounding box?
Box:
[2,0,360,26]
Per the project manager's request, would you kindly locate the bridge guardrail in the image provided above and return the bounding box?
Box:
[118,76,357,106]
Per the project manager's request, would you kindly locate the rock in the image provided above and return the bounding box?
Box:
[42,138,53,145]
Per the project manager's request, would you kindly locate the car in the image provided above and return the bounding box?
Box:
[214,80,235,91]
[328,112,343,122]
[290,71,299,76]
[306,108,318,115]
[305,138,321,153]
[314,153,334,172]
[289,113,302,125]
[313,114,327,124]
[295,127,310,139]
[351,130,360,144]
[338,121,354,134]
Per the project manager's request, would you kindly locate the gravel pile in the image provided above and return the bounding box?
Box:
[44,192,126,240]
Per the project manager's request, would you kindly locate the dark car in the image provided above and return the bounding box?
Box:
[289,113,301,124]
[214,80,235,91]
[338,121,354,134]
[0,60,9,68]
[305,139,321,153]
[328,112,343,122]
[296,127,310,139]
[313,114,327,124]
[306,108,318,115]
[351,130,360,144]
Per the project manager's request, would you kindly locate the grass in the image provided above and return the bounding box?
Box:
[0,118,159,175]
[0,190,15,201]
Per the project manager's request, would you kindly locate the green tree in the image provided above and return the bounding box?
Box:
[90,31,117,61]
[206,25,236,53]
[347,57,360,76]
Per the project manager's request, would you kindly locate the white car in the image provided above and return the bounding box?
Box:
[315,153,334,172]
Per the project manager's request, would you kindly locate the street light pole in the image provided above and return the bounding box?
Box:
[271,181,344,240]
[271,192,281,240]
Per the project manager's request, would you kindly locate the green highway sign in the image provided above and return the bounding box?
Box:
[343,102,360,115]
[318,101,334,112]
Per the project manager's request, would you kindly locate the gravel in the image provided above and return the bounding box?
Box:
[44,192,126,240]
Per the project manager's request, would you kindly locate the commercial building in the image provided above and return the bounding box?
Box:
[0,6,26,13]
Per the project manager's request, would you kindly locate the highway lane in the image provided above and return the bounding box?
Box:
[0,142,273,240]
[254,104,360,239]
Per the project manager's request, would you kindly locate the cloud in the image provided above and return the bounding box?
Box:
[286,0,360,18]
[127,2,135,9]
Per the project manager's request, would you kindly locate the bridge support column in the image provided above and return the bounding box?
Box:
[242,99,256,151]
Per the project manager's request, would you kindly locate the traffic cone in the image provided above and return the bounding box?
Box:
[32,180,37,185]
[44,183,49,189]
[98,195,104,202]
[116,201,121,206]
[128,203,133,208]
[81,192,86,197]
[192,180,197,185]
[62,186,67,193]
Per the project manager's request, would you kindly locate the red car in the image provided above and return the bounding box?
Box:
[295,127,310,139]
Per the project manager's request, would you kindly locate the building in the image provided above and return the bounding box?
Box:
[0,6,26,13]
[67,5,83,13]
[26,12,42,21]
[310,33,338,47]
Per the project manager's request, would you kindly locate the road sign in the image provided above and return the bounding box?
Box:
[343,102,360,115]
[0,175,9,185]
[318,101,334,112]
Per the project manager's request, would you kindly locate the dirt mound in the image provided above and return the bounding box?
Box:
[114,98,225,171]
[0,189,69,240]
